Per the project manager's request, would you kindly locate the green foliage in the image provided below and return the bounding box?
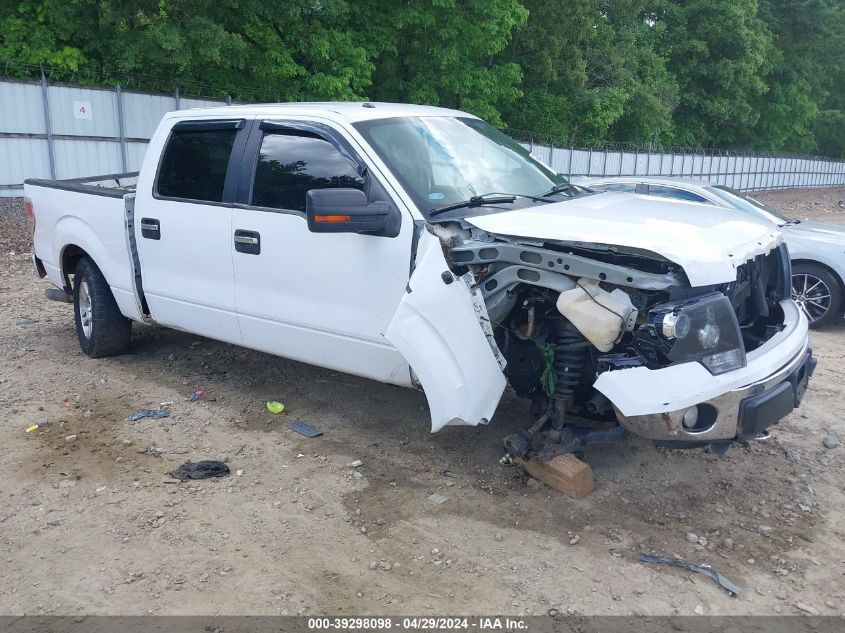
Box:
[0,1,91,70]
[655,0,775,147]
[360,0,529,125]
[754,0,845,154]
[1,0,844,156]
[501,0,678,146]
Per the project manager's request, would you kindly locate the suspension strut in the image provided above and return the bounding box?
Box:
[547,320,590,441]
[501,319,590,462]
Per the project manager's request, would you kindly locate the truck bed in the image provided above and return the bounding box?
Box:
[25,172,144,322]
[24,172,139,199]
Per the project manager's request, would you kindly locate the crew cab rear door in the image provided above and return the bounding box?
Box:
[134,118,248,345]
[384,230,507,431]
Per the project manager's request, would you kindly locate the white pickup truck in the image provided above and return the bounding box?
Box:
[25,102,814,460]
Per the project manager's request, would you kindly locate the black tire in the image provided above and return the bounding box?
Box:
[73,256,132,357]
[791,262,843,329]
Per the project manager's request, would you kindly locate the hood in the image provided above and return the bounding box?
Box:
[783,220,845,242]
[465,192,782,286]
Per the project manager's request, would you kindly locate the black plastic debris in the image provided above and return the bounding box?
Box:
[289,418,322,438]
[168,460,230,481]
[639,552,740,597]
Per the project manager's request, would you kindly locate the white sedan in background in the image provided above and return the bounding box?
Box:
[579,176,845,328]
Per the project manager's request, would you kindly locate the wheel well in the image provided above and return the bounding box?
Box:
[792,259,845,295]
[60,245,90,292]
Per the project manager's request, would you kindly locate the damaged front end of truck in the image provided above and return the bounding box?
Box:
[386,197,814,462]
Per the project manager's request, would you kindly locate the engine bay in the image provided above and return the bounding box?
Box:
[433,221,792,460]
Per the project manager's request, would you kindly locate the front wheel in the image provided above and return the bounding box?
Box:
[791,262,842,329]
[73,256,132,357]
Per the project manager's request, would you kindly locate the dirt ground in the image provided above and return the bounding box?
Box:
[0,188,844,617]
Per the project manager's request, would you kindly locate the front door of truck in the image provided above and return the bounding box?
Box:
[230,120,414,385]
[134,119,248,345]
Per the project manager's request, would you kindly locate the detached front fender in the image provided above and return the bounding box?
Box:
[385,231,507,432]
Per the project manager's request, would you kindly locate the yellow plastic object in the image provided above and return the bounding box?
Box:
[266,401,285,414]
[25,424,39,433]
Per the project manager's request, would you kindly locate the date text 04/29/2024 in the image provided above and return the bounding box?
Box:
[306,617,528,630]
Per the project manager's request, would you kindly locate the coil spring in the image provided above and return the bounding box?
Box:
[552,320,589,405]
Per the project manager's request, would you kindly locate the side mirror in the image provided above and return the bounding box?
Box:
[306,188,396,236]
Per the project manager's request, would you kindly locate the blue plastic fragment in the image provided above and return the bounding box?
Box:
[289,418,322,438]
[128,409,171,422]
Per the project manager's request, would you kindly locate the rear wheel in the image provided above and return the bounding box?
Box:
[73,256,132,357]
[791,262,842,329]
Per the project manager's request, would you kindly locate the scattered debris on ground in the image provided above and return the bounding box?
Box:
[266,400,285,414]
[128,409,170,421]
[289,418,322,438]
[639,553,740,598]
[168,460,231,481]
[1,191,844,615]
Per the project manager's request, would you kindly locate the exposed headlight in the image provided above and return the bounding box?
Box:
[661,312,691,339]
[649,293,746,375]
[698,323,720,349]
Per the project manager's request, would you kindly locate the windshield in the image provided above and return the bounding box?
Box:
[354,116,567,217]
[706,185,791,225]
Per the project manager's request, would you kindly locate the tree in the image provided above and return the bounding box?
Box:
[1,0,378,101]
[500,0,678,146]
[361,0,529,126]
[755,0,845,155]
[97,0,377,100]
[655,0,774,148]
[0,0,93,71]
[2,0,844,155]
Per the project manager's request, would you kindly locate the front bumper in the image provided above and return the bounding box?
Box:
[596,299,813,442]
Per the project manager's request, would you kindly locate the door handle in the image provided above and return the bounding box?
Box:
[234,229,260,255]
[140,218,160,240]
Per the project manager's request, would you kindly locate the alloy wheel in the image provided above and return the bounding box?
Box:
[792,272,831,324]
[79,279,93,339]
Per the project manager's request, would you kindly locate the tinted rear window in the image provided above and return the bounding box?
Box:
[157,128,237,202]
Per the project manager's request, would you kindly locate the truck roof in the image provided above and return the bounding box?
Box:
[164,101,476,124]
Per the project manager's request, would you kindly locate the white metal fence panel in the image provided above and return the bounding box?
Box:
[53,139,123,180]
[179,96,223,110]
[523,143,845,192]
[0,137,50,185]
[123,92,179,139]
[0,81,44,134]
[47,85,120,137]
[3,75,845,197]
[126,141,149,172]
[0,77,226,196]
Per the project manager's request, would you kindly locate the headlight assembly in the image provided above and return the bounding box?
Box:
[660,312,690,340]
[648,293,746,375]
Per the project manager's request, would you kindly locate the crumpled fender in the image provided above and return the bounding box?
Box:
[385,231,507,432]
